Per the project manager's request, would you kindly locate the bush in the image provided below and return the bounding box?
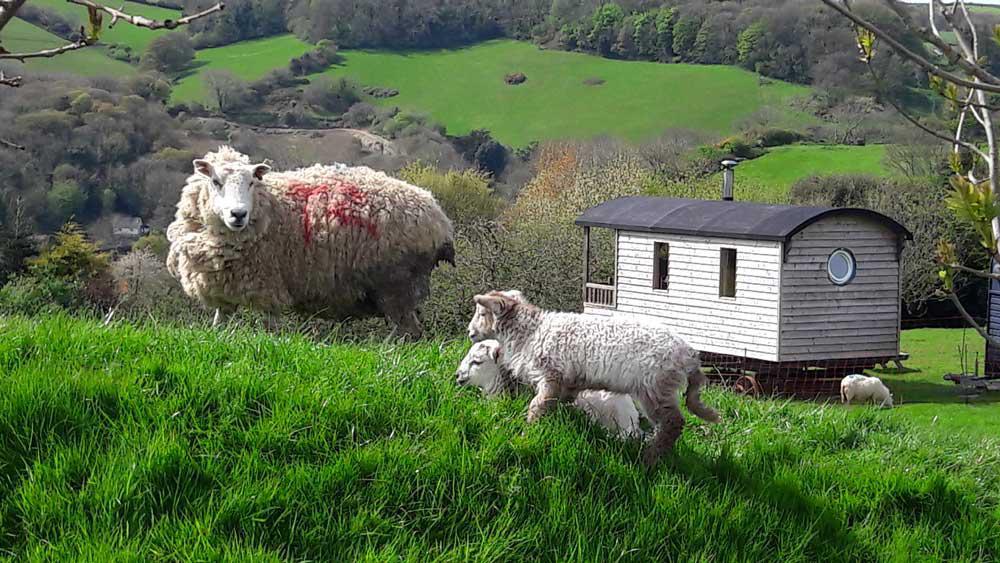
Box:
[751,128,804,148]
[303,77,361,114]
[397,163,504,225]
[0,275,84,315]
[141,33,195,73]
[110,248,189,319]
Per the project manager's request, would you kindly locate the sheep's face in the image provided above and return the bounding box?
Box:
[193,159,271,232]
[467,290,524,341]
[455,340,501,389]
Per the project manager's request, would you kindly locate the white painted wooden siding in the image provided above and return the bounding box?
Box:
[585,231,782,361]
[779,216,900,361]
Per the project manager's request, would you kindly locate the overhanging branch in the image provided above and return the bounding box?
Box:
[66,0,224,30]
[819,0,1000,94]
[0,69,21,86]
[0,137,25,151]
[0,38,92,61]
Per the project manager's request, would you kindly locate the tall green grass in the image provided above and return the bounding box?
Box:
[0,315,998,560]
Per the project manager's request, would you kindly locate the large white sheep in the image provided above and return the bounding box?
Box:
[455,340,642,439]
[166,147,454,338]
[469,290,720,466]
[840,374,894,408]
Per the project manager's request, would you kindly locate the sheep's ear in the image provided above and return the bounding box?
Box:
[486,342,500,361]
[474,294,511,315]
[193,159,215,179]
[251,163,271,181]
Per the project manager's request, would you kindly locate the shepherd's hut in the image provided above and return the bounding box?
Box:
[575,163,912,396]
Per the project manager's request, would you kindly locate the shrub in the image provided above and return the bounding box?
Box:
[141,33,195,73]
[0,275,84,315]
[110,248,189,319]
[752,128,804,148]
[397,163,503,225]
[303,77,361,114]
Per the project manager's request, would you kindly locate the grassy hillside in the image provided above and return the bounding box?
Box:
[170,34,315,102]
[171,38,812,146]
[321,40,813,147]
[23,0,181,51]
[730,144,890,194]
[1,315,997,560]
[3,18,135,77]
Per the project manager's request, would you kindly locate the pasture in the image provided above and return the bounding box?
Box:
[21,0,181,51]
[2,18,135,77]
[169,38,812,146]
[170,34,315,102]
[726,144,891,194]
[322,40,813,147]
[0,315,997,560]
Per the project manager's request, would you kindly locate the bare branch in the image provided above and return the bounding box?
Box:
[820,0,1000,93]
[0,137,25,151]
[945,290,1000,346]
[865,64,988,160]
[0,38,92,61]
[948,263,1000,280]
[880,0,1000,87]
[66,0,224,30]
[0,69,22,87]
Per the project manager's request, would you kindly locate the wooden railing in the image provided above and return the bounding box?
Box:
[584,282,616,308]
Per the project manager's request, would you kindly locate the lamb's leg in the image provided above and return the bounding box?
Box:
[527,377,562,423]
[212,308,232,328]
[636,389,685,467]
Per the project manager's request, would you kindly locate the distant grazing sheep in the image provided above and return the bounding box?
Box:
[166,146,454,338]
[455,340,642,439]
[469,290,720,466]
[840,374,894,408]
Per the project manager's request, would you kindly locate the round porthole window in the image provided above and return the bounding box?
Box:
[827,249,856,286]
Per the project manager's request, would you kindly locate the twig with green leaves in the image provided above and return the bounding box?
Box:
[820,0,1000,345]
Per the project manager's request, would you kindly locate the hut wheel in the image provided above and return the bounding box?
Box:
[734,375,762,397]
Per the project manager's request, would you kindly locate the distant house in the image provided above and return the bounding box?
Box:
[575,195,912,396]
[111,215,149,239]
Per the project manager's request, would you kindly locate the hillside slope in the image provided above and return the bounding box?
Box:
[0,315,997,560]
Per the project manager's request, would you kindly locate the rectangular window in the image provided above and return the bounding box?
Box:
[720,248,737,298]
[653,242,669,290]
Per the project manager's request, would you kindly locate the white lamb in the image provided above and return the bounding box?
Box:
[469,290,721,466]
[455,340,643,439]
[840,374,894,408]
[166,146,454,338]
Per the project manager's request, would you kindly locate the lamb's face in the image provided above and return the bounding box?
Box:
[455,340,501,389]
[467,289,524,342]
[193,159,271,232]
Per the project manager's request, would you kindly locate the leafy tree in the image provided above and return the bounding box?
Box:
[398,163,503,225]
[671,14,700,61]
[587,3,624,56]
[46,181,86,225]
[27,222,109,282]
[737,21,769,69]
[141,33,195,73]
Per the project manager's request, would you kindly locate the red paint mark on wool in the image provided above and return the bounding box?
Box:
[285,179,379,246]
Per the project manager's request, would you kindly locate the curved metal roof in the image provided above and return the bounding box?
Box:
[575,197,912,242]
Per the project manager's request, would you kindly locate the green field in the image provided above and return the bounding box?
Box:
[170,34,315,102]
[729,144,890,196]
[171,38,811,146]
[1,314,997,560]
[321,40,812,146]
[22,0,181,51]
[2,18,135,77]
